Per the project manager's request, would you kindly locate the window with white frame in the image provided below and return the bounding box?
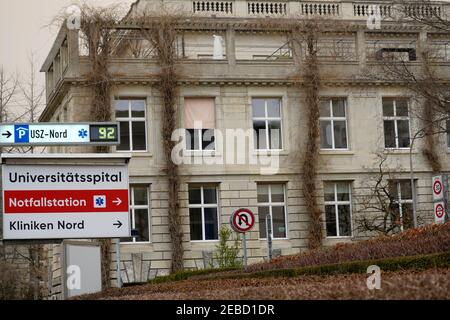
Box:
[184,98,216,151]
[320,98,348,149]
[122,185,151,243]
[115,99,147,152]
[324,182,353,238]
[383,98,410,149]
[189,185,219,241]
[252,98,283,150]
[389,180,415,231]
[257,184,287,239]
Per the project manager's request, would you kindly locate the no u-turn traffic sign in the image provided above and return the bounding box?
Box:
[231,209,255,233]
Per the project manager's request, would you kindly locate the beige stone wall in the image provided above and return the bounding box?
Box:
[38,5,450,291]
[43,81,446,282]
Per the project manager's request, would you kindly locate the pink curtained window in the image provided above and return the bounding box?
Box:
[184,98,216,129]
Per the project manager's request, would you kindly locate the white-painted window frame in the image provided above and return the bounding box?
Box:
[257,184,288,240]
[383,98,411,149]
[324,182,353,238]
[185,129,216,152]
[115,98,148,153]
[189,185,220,242]
[391,180,414,232]
[122,185,151,244]
[320,98,349,150]
[252,98,284,151]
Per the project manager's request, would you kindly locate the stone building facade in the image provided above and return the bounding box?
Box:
[38,0,450,298]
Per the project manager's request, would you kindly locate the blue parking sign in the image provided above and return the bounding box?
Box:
[14,125,30,143]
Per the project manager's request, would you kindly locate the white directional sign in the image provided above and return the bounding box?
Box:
[0,123,119,146]
[2,163,130,240]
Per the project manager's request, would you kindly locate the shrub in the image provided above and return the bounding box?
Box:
[226,222,450,275]
[0,260,29,300]
[199,251,450,281]
[213,227,242,269]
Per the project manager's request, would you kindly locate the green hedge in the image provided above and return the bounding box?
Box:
[203,251,450,281]
[148,267,238,285]
[147,252,449,285]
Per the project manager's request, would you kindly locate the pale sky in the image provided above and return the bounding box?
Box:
[0,0,135,89]
[1,0,449,96]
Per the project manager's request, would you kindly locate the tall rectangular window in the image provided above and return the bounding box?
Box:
[122,185,150,243]
[324,182,352,238]
[257,184,287,239]
[320,98,348,149]
[189,185,219,241]
[184,98,216,151]
[252,98,283,150]
[115,99,147,152]
[389,180,415,231]
[383,98,410,149]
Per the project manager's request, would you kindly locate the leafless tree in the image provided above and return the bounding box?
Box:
[355,152,422,236]
[0,67,19,124]
[18,54,45,124]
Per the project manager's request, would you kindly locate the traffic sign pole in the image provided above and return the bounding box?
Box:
[266,215,273,262]
[242,233,247,267]
[230,209,255,267]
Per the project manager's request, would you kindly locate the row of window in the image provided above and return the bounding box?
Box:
[115,97,446,153]
[123,180,415,244]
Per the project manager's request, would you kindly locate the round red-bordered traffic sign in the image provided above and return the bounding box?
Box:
[231,208,255,233]
[433,180,443,196]
[435,203,445,219]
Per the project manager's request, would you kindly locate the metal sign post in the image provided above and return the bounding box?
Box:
[242,233,247,267]
[266,215,273,262]
[230,208,255,267]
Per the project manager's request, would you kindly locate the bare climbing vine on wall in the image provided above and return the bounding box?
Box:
[79,5,120,288]
[418,49,442,173]
[299,22,323,250]
[140,15,184,273]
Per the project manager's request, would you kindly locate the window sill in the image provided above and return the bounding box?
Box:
[116,151,153,157]
[190,240,220,244]
[184,150,222,157]
[320,150,354,155]
[121,242,152,245]
[253,150,288,156]
[325,236,354,240]
[384,149,418,155]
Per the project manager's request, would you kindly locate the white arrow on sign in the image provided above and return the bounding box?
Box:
[113,198,122,206]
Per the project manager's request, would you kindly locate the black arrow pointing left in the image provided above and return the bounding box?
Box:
[113,221,123,229]
[2,131,11,139]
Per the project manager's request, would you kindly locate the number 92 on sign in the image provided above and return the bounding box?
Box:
[89,124,119,143]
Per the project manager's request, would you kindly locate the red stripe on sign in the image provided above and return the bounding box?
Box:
[4,190,129,214]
